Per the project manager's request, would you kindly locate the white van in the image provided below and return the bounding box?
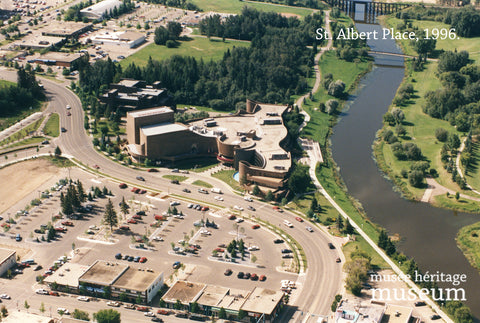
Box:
[211,188,222,194]
[283,220,293,228]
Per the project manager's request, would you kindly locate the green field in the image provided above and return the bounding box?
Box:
[457,221,480,272]
[121,37,250,67]
[43,113,59,137]
[212,169,242,191]
[375,17,480,201]
[162,175,188,182]
[190,0,315,17]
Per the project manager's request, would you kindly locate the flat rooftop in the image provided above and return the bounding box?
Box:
[112,267,162,292]
[336,302,385,323]
[119,79,142,87]
[163,280,205,305]
[241,287,284,315]
[141,123,187,137]
[216,288,250,311]
[80,0,122,16]
[190,102,291,172]
[41,21,91,36]
[195,285,229,307]
[79,261,129,286]
[37,52,84,63]
[0,248,15,262]
[45,263,89,288]
[381,304,412,323]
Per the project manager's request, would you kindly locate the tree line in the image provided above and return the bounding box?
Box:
[0,68,44,118]
[138,0,200,11]
[78,7,320,110]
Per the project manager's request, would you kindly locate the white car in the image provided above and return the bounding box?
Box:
[200,229,211,235]
[153,236,164,241]
[244,196,253,202]
[66,105,71,110]
[188,203,194,208]
[235,218,244,223]
[248,245,260,251]
[233,205,243,211]
[170,201,180,206]
[0,294,10,299]
[106,301,120,307]
[306,226,314,232]
[214,196,224,201]
[36,289,48,295]
[177,239,186,244]
[283,220,293,228]
[145,312,155,317]
[77,296,89,302]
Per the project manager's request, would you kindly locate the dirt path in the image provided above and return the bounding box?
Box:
[0,159,62,214]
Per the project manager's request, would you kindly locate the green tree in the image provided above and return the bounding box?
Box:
[1,305,8,317]
[287,163,310,194]
[72,309,90,321]
[154,26,169,45]
[218,307,227,319]
[344,219,354,235]
[120,196,129,217]
[103,199,118,232]
[167,21,182,39]
[252,184,260,196]
[54,146,62,157]
[93,309,120,323]
[238,309,247,319]
[190,301,199,313]
[40,302,45,313]
[265,190,274,201]
[24,300,30,311]
[174,299,183,310]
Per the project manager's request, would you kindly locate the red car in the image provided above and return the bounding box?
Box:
[139,257,147,263]
[49,291,59,296]
[259,275,266,281]
[295,217,303,222]
[228,215,236,220]
[119,183,127,189]
[147,168,158,172]
[61,221,73,226]
[136,306,149,312]
[154,215,165,221]
[252,224,260,229]
[93,164,100,169]
[273,206,283,212]
[127,219,137,224]
[250,273,258,281]
[214,248,224,253]
[201,206,209,211]
[119,225,130,231]
[55,227,66,232]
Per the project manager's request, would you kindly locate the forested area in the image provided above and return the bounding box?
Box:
[138,0,199,11]
[395,5,480,38]
[242,0,326,9]
[78,7,321,110]
[0,68,44,117]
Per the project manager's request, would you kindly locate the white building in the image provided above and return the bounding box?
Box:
[80,0,123,20]
[0,249,16,277]
[90,31,146,48]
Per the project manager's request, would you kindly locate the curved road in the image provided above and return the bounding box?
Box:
[1,68,343,321]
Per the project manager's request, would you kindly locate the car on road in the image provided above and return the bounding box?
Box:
[182,188,191,193]
[172,261,181,269]
[36,289,48,295]
[273,239,284,244]
[0,294,10,299]
[119,183,127,189]
[306,226,314,232]
[295,217,303,222]
[328,243,335,249]
[336,257,341,263]
[66,105,71,109]
[198,188,208,194]
[214,196,224,201]
[233,205,243,211]
[107,301,120,307]
[247,205,256,211]
[283,220,293,228]
[282,254,293,259]
[224,269,232,276]
[61,127,67,133]
[414,301,426,307]
[281,249,292,253]
[136,176,145,181]
[430,315,441,320]
[151,317,163,322]
[244,196,253,202]
[77,296,89,302]
[170,180,179,184]
[147,168,158,172]
[252,224,260,229]
[235,218,244,223]
[145,312,155,317]
[66,111,71,116]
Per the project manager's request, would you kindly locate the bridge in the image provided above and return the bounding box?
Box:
[368,50,437,61]
[325,0,411,15]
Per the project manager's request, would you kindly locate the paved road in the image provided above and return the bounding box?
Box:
[0,68,343,322]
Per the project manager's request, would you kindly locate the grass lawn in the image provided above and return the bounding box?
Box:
[0,117,45,146]
[463,141,480,192]
[457,221,480,271]
[192,180,213,188]
[43,113,59,137]
[162,175,188,182]
[0,80,15,88]
[433,194,480,214]
[121,37,250,68]
[172,157,219,173]
[212,169,242,191]
[190,0,315,17]
[2,136,45,149]
[343,235,388,269]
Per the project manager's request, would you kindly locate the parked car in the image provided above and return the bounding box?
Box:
[49,291,59,296]
[119,183,128,189]
[172,261,181,269]
[147,168,158,172]
[252,224,260,229]
[77,296,89,302]
[259,275,266,281]
[237,272,244,279]
[430,315,441,320]
[224,269,232,276]
[36,289,48,295]
[247,205,256,211]
[414,301,426,307]
[107,301,120,307]
[124,304,136,309]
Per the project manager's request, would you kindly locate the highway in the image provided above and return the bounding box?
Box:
[0,68,344,322]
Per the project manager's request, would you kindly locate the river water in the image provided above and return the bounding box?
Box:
[329,11,480,318]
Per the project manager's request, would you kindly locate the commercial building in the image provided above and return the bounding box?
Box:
[41,22,92,38]
[90,31,146,48]
[75,260,163,303]
[335,301,415,323]
[99,79,173,109]
[31,52,85,68]
[125,98,292,191]
[45,263,90,292]
[162,281,284,322]
[0,249,16,277]
[80,0,122,20]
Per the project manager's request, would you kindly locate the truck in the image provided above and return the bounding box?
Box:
[211,188,222,194]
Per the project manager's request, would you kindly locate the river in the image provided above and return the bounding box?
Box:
[329,8,480,319]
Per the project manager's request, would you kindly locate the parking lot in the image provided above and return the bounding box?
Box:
[0,165,300,318]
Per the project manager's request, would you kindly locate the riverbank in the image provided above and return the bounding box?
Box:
[373,15,480,212]
[457,222,480,273]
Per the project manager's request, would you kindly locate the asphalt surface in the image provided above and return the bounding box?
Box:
[0,68,343,322]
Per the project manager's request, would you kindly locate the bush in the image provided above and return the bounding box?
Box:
[166,40,176,48]
[435,128,448,142]
[408,170,424,187]
[325,99,339,115]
